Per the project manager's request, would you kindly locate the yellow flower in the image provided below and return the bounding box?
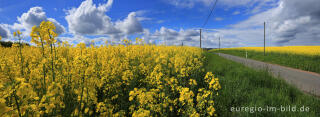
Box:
[189,79,197,86]
[219,46,320,56]
[84,107,89,114]
[207,106,216,116]
[132,108,150,117]
[0,40,220,116]
[34,97,40,100]
[190,111,200,117]
[17,30,21,35]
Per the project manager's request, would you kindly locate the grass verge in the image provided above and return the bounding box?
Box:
[204,52,320,117]
[212,49,320,74]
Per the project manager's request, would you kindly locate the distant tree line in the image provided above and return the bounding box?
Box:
[0,41,30,47]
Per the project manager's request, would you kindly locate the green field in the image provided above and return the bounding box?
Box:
[212,49,320,74]
[204,52,320,117]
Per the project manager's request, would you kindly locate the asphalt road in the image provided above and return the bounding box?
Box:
[216,53,320,97]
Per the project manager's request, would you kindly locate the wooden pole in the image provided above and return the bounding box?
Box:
[200,29,202,48]
[264,22,266,56]
[219,36,220,51]
[219,36,221,56]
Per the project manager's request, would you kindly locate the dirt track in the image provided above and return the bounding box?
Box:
[217,53,320,97]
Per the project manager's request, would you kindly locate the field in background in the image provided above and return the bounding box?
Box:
[205,52,320,117]
[0,45,220,116]
[212,46,320,74]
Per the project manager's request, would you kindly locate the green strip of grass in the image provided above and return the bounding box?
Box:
[211,49,320,74]
[204,52,320,117]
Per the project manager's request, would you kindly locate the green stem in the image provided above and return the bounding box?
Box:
[78,75,85,117]
[50,43,55,82]
[13,92,22,117]
[39,34,46,93]
[18,35,24,77]
[47,30,56,82]
[54,44,57,60]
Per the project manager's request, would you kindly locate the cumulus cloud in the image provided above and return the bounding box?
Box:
[58,34,126,47]
[141,27,201,46]
[65,0,143,38]
[172,0,318,47]
[142,27,235,48]
[143,0,320,48]
[224,0,320,46]
[115,12,143,35]
[0,24,10,38]
[270,0,320,45]
[65,0,119,35]
[47,18,66,35]
[17,7,47,30]
[13,7,65,35]
[143,27,242,48]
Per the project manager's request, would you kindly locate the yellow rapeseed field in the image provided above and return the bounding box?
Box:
[0,21,220,116]
[221,46,320,56]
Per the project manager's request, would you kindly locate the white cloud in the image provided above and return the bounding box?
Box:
[232,11,240,15]
[65,0,118,35]
[58,34,126,47]
[142,27,200,46]
[135,10,149,16]
[276,16,310,33]
[137,17,152,21]
[141,29,155,44]
[203,0,320,47]
[165,0,271,8]
[65,0,143,37]
[218,0,255,7]
[143,0,320,48]
[13,7,65,35]
[0,24,11,38]
[47,18,66,35]
[156,20,165,24]
[16,7,47,30]
[142,27,243,48]
[165,0,277,15]
[166,0,197,8]
[115,12,143,35]
[214,17,224,21]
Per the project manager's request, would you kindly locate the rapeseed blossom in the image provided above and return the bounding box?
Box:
[0,21,221,116]
[221,46,320,56]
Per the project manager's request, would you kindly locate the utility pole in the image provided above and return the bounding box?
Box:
[219,36,221,51]
[218,36,221,56]
[200,29,202,48]
[264,22,266,56]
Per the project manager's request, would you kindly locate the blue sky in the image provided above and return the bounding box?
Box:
[1,0,320,48]
[0,0,239,29]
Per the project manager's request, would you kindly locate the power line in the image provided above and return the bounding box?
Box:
[202,0,219,28]
[198,0,219,48]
